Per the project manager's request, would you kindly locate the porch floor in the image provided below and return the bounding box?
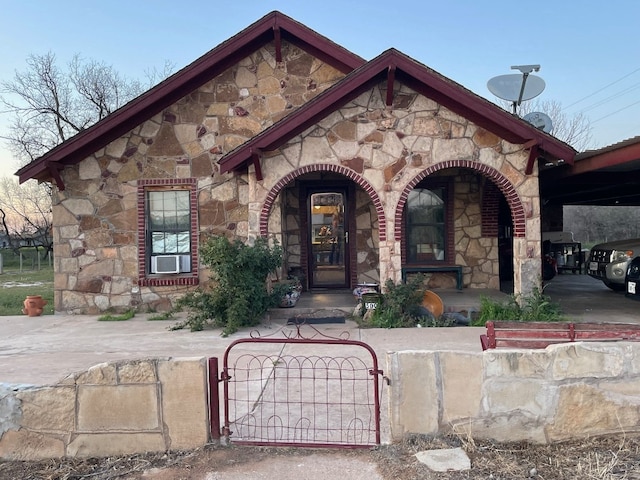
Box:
[268,287,511,321]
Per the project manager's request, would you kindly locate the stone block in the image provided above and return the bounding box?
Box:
[546,383,640,441]
[483,349,551,379]
[551,343,625,379]
[17,386,75,432]
[77,385,160,431]
[483,379,556,418]
[118,360,157,384]
[452,413,547,443]
[440,352,482,422]
[157,358,209,449]
[387,351,439,440]
[0,430,65,460]
[66,432,165,457]
[75,363,117,385]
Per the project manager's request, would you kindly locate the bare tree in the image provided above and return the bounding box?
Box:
[1,52,173,165]
[0,177,52,257]
[497,98,593,151]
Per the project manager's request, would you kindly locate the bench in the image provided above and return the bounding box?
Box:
[480,321,640,350]
[401,265,463,290]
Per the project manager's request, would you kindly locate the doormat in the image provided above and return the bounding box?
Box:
[287,316,346,325]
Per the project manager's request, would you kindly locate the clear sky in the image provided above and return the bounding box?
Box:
[2,0,639,179]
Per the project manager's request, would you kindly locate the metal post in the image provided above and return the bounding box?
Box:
[208,357,222,442]
[0,253,3,274]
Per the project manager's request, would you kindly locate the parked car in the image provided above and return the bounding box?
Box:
[587,238,640,291]
[626,256,640,300]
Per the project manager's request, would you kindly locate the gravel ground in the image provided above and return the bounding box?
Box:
[1,433,640,479]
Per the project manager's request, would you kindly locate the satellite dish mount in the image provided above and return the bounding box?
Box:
[510,65,541,114]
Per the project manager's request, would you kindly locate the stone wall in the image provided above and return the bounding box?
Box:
[0,358,209,460]
[5,343,637,460]
[387,342,640,443]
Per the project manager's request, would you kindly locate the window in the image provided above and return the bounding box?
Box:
[148,190,191,263]
[406,186,447,263]
[138,179,198,286]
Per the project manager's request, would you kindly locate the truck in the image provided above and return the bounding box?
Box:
[587,238,640,291]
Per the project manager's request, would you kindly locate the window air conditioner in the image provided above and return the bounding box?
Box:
[151,255,181,274]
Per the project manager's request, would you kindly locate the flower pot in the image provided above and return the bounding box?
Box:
[23,295,47,317]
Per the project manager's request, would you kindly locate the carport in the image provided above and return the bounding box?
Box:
[540,135,640,207]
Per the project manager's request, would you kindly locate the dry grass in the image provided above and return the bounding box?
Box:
[1,434,639,479]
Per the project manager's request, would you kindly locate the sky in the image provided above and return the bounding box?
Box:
[2,0,640,179]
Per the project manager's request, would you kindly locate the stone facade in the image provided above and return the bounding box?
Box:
[0,358,208,460]
[387,342,640,443]
[50,37,540,314]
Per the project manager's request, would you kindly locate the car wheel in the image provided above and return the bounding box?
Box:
[604,280,625,291]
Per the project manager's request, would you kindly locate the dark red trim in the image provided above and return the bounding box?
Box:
[386,66,395,106]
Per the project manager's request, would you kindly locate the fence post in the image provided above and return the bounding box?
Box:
[19,252,23,273]
[208,357,222,442]
[37,249,41,270]
[0,253,3,274]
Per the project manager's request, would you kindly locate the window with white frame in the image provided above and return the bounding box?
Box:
[147,189,192,274]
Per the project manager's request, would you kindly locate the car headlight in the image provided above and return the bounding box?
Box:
[613,250,633,262]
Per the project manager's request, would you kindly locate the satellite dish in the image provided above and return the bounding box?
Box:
[487,74,546,102]
[523,112,553,133]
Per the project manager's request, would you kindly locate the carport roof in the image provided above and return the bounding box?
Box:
[540,135,640,205]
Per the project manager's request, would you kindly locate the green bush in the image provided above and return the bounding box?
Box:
[172,235,283,335]
[471,287,565,326]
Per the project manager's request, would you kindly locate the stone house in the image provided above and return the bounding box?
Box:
[17,11,575,314]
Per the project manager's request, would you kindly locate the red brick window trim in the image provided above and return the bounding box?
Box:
[137,178,199,287]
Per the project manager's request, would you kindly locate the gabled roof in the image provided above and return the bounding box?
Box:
[16,11,365,186]
[219,48,576,176]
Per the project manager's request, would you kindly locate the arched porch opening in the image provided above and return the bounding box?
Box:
[260,164,385,290]
[394,161,527,292]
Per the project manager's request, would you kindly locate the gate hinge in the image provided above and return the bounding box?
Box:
[220,372,232,381]
[369,369,384,376]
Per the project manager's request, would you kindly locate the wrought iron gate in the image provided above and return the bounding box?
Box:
[218,323,384,448]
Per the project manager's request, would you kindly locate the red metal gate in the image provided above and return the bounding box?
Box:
[213,323,384,448]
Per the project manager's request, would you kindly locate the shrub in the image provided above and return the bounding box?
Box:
[172,235,283,335]
[471,286,565,326]
[359,275,433,328]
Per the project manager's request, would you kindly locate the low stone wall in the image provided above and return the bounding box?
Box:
[387,342,640,443]
[4,344,639,461]
[0,358,209,460]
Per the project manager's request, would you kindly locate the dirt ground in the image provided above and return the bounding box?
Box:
[1,434,639,480]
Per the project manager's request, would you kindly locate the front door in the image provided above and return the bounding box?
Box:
[308,190,349,288]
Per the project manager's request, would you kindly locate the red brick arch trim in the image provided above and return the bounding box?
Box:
[394,160,527,241]
[260,164,387,242]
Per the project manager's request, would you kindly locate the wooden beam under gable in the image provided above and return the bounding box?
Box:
[386,65,396,106]
[251,150,263,181]
[274,26,282,63]
[46,161,65,191]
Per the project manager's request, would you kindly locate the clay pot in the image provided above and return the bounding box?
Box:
[23,295,47,317]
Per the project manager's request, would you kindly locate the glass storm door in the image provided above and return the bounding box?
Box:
[308,191,348,288]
